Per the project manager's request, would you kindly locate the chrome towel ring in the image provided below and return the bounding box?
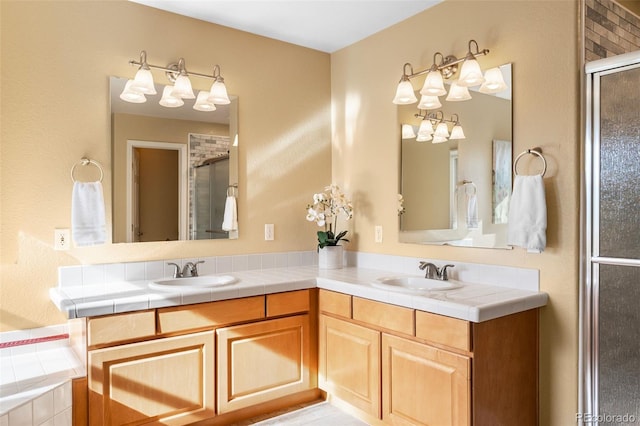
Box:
[514,148,547,177]
[71,157,104,183]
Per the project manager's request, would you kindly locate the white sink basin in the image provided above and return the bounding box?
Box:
[149,275,237,291]
[372,276,462,293]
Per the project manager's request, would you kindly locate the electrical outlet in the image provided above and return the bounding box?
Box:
[54,228,71,250]
[265,224,274,241]
[375,225,383,243]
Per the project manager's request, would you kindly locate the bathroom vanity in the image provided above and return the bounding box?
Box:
[51,260,546,425]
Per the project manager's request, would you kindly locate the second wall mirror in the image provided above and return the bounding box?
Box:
[398,63,513,249]
[110,76,239,243]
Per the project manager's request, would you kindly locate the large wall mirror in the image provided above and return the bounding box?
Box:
[398,63,512,249]
[110,76,239,243]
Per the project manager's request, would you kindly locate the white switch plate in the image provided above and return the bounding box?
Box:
[54,228,71,250]
[265,224,274,241]
[375,225,383,243]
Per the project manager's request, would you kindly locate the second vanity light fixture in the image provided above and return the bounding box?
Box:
[392,40,507,106]
[404,111,466,143]
[120,50,231,111]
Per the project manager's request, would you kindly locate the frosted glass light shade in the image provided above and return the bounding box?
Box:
[401,124,416,139]
[458,58,485,87]
[434,122,450,138]
[416,133,433,142]
[120,80,147,103]
[171,75,195,99]
[449,125,466,140]
[446,81,472,101]
[159,86,184,107]
[420,70,447,96]
[418,119,434,136]
[193,91,217,111]
[393,80,417,104]
[208,80,231,105]
[129,68,156,95]
[418,95,442,110]
[432,136,448,144]
[479,67,508,94]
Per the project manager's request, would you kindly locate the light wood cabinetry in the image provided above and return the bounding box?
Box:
[319,315,381,418]
[88,331,215,425]
[318,289,539,426]
[382,334,470,425]
[217,315,312,413]
[81,289,317,426]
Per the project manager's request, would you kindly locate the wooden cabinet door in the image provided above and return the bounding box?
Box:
[88,331,215,425]
[319,315,381,418]
[216,314,311,413]
[382,334,471,426]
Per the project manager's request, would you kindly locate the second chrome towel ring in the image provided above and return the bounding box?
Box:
[514,148,547,177]
[71,157,104,183]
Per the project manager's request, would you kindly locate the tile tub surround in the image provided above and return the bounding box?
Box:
[0,324,84,418]
[0,380,72,426]
[50,251,547,323]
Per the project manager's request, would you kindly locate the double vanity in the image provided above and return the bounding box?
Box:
[50,254,547,425]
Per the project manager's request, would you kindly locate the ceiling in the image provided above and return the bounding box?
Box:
[130,0,442,53]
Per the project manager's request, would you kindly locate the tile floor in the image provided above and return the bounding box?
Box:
[241,401,368,426]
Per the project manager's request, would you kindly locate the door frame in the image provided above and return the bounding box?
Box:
[582,50,640,424]
[126,140,188,242]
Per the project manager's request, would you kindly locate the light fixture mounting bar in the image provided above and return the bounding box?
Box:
[406,48,489,80]
[128,59,219,80]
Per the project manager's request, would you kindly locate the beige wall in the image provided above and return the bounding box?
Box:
[0,1,331,330]
[331,1,579,425]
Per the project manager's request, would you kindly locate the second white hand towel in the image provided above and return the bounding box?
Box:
[507,174,547,253]
[221,195,237,232]
[72,181,106,246]
[466,193,479,229]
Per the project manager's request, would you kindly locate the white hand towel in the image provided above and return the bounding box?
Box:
[466,193,479,229]
[507,174,547,253]
[221,195,238,231]
[71,181,106,247]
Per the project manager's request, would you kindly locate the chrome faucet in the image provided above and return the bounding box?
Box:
[167,261,204,278]
[418,261,455,281]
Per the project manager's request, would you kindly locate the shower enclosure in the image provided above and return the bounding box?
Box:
[192,156,229,240]
[582,51,640,424]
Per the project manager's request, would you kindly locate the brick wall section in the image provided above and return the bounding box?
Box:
[585,0,640,61]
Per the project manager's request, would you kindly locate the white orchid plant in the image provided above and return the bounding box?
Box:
[306,184,354,249]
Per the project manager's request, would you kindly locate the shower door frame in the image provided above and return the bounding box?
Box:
[582,50,640,425]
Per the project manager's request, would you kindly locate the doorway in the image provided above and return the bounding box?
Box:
[126,140,188,242]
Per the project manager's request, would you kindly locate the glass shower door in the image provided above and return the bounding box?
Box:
[584,53,640,424]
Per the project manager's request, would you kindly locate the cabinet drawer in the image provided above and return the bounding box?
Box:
[353,297,414,336]
[319,290,351,318]
[157,296,265,334]
[266,290,310,317]
[415,310,471,351]
[88,310,156,347]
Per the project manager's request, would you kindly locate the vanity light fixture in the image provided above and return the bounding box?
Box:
[412,110,465,143]
[121,50,231,111]
[418,95,442,110]
[392,39,492,105]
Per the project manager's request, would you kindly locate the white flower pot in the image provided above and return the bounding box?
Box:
[318,245,344,269]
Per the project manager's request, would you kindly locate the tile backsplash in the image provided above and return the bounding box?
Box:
[57,251,318,288]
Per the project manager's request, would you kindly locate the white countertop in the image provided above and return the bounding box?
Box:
[50,266,548,322]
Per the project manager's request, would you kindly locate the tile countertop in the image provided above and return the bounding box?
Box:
[50,266,548,323]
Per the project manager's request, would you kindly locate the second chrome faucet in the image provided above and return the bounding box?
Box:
[167,261,204,278]
[418,261,455,281]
